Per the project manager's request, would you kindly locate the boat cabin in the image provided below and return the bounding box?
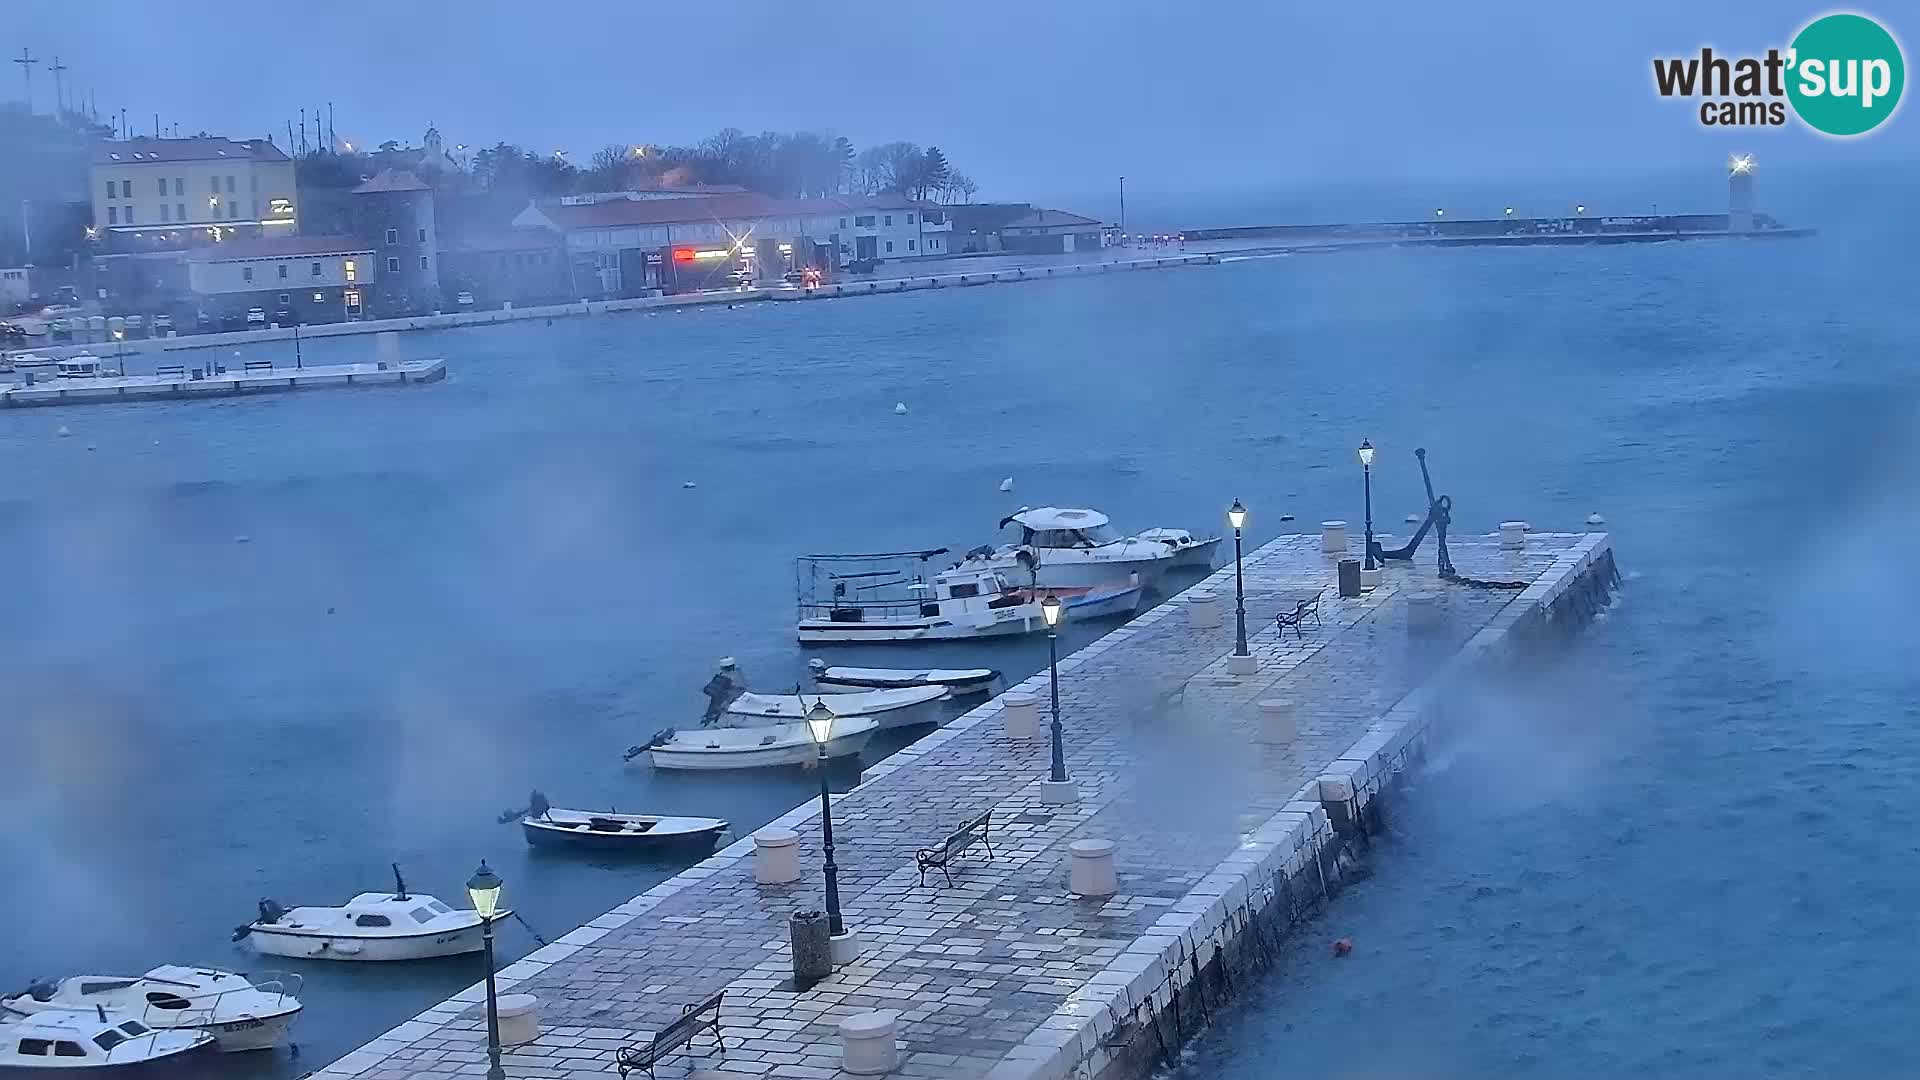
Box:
[338,893,457,929]
[56,355,105,379]
[4,1012,174,1065]
[1003,507,1118,549]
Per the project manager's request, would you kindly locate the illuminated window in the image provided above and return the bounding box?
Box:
[313,292,323,302]
[344,260,356,282]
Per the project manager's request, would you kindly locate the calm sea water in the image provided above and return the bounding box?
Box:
[2,168,1916,1077]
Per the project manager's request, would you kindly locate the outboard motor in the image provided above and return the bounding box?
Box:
[807,658,827,679]
[526,789,551,820]
[258,898,287,925]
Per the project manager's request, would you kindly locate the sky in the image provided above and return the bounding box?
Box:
[6,0,1916,209]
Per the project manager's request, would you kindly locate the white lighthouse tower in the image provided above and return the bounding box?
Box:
[1728,153,1756,232]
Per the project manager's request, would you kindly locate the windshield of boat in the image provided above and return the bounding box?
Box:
[1028,526,1115,548]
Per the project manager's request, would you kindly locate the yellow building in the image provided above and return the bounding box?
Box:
[92,137,299,239]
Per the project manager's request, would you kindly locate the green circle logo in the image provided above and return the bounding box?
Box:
[1787,13,1905,136]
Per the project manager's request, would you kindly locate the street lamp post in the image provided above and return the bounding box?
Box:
[1040,594,1068,782]
[1359,439,1376,570]
[466,862,506,1080]
[1227,499,1249,657]
[804,701,844,937]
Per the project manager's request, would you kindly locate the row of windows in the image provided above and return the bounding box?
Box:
[104,175,251,199]
[107,202,247,225]
[384,228,429,245]
[842,213,915,228]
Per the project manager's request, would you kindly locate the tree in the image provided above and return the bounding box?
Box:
[915,147,950,201]
[857,141,924,195]
[831,136,855,193]
[941,170,979,204]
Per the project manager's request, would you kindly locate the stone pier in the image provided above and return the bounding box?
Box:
[311,529,1616,1080]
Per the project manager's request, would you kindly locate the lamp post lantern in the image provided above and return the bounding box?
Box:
[1227,499,1249,657]
[466,861,506,1080]
[1359,439,1376,571]
[1040,593,1067,784]
[804,700,845,936]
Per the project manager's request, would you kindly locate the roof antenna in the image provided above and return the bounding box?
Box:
[390,862,409,901]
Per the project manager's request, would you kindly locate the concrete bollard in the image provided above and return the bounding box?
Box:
[754,828,800,884]
[840,1010,900,1075]
[1256,699,1297,744]
[1001,692,1039,739]
[496,993,540,1046]
[831,927,863,966]
[1406,591,1444,633]
[1227,652,1259,676]
[1359,566,1383,591]
[1500,521,1528,550]
[1321,520,1349,554]
[1068,839,1118,897]
[1186,589,1222,629]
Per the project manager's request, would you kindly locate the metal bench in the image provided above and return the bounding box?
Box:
[154,364,185,377]
[615,990,725,1078]
[1275,589,1324,640]
[915,810,993,887]
[242,359,276,373]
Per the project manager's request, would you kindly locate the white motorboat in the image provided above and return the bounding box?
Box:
[1133,528,1223,570]
[724,685,949,730]
[808,659,999,696]
[636,717,879,771]
[2,968,300,1053]
[234,866,504,962]
[0,1010,214,1074]
[956,507,1185,588]
[796,557,1142,644]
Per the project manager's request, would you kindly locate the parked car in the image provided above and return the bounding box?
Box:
[196,311,216,333]
[47,318,71,341]
[152,313,174,332]
[245,308,266,326]
[455,291,475,308]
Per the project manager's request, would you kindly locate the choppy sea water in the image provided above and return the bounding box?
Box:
[2,169,1916,1077]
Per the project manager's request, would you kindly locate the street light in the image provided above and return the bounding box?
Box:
[1575,204,1586,215]
[1040,594,1067,784]
[1358,439,1376,571]
[1227,499,1249,658]
[804,700,844,937]
[466,861,506,1080]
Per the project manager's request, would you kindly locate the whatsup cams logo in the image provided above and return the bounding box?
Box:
[1653,12,1905,136]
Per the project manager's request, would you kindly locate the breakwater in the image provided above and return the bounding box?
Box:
[305,526,1616,1080]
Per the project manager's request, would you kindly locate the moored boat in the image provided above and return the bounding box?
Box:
[1134,527,1223,569]
[1,968,300,1053]
[233,865,503,962]
[955,507,1188,588]
[796,555,1142,644]
[0,1010,214,1075]
[807,659,999,696]
[723,685,949,730]
[521,807,729,854]
[634,717,879,771]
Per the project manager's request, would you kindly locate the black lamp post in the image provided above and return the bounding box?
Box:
[804,700,844,937]
[1359,439,1376,571]
[1227,499,1249,656]
[1040,593,1067,783]
[465,861,506,1080]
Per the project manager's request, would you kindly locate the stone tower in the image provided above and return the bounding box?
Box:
[351,169,441,316]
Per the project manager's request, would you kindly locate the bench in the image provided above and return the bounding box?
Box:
[154,364,185,377]
[915,810,993,887]
[615,990,725,1078]
[242,360,276,373]
[1275,589,1324,640]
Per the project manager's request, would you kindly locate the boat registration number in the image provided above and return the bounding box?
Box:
[221,1019,266,1031]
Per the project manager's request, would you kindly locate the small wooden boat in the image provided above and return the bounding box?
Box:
[233,865,504,962]
[516,798,728,854]
[808,659,999,696]
[0,1010,214,1075]
[634,717,878,771]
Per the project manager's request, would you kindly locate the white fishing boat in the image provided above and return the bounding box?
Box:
[2,968,300,1053]
[635,717,879,771]
[0,1010,214,1075]
[796,555,1142,645]
[956,507,1195,588]
[234,866,503,962]
[724,685,949,730]
[808,659,999,696]
[1133,528,1223,569]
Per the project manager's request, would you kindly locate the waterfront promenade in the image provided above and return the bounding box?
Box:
[311,528,1613,1080]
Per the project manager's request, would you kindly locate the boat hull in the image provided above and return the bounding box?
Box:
[648,729,874,771]
[798,615,1037,644]
[813,672,997,696]
[0,1042,215,1077]
[203,1009,300,1053]
[962,554,1171,590]
[1163,538,1222,569]
[244,922,487,962]
[521,819,727,854]
[725,692,947,730]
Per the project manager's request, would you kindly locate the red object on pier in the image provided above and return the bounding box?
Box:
[1331,937,1353,957]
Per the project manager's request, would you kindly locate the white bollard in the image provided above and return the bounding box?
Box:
[831,927,863,966]
[1406,591,1444,633]
[1256,699,1297,745]
[1227,652,1259,676]
[1500,521,1528,550]
[1068,839,1118,897]
[1186,589,1222,630]
[1359,566,1383,591]
[1039,776,1080,805]
[840,1010,899,1075]
[753,828,800,885]
[1321,520,1349,554]
[496,993,540,1046]
[1001,692,1039,739]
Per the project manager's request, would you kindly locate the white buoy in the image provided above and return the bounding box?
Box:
[998,477,1014,492]
[1406,513,1421,523]
[1587,512,1606,525]
[682,481,697,489]
[893,402,908,415]
[56,425,71,437]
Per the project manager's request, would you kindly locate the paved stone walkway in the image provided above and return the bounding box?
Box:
[315,531,1592,1080]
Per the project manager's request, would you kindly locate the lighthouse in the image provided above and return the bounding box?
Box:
[1727,153,1756,232]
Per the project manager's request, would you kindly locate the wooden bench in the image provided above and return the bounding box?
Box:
[242,360,276,373]
[915,810,993,887]
[1275,589,1324,640]
[614,990,725,1078]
